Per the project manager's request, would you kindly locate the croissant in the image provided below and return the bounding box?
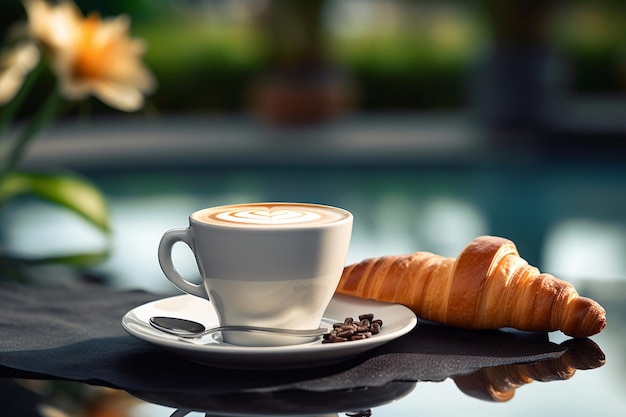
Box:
[337,236,606,338]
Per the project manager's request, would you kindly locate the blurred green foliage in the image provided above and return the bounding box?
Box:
[135,14,268,112]
[552,1,626,94]
[1,0,624,115]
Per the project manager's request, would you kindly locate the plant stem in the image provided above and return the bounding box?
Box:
[0,62,45,141]
[0,88,62,178]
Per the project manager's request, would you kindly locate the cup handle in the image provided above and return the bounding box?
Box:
[158,228,208,299]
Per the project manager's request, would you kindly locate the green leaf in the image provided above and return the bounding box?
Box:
[0,171,110,233]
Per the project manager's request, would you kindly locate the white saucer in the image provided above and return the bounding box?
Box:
[122,293,417,369]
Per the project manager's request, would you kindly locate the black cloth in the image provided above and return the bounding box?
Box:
[0,283,571,397]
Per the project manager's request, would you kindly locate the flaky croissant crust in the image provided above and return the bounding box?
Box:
[337,236,606,338]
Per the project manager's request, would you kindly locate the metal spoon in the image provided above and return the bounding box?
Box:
[149,316,329,339]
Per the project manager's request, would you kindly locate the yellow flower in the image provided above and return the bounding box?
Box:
[0,41,40,105]
[23,0,155,112]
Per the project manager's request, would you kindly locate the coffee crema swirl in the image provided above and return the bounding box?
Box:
[193,203,350,227]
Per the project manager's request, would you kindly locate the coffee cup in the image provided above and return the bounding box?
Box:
[158,202,353,346]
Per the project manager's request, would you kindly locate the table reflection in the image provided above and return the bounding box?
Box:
[453,338,605,402]
[1,323,606,417]
[127,333,605,416]
[144,381,415,417]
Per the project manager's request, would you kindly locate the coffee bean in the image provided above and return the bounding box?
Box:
[337,328,355,338]
[359,313,374,322]
[370,322,381,334]
[336,323,354,332]
[322,314,383,343]
[330,334,348,342]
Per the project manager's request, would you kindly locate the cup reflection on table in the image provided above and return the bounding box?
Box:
[163,380,415,417]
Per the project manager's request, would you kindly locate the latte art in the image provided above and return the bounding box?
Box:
[217,209,321,224]
[193,203,350,227]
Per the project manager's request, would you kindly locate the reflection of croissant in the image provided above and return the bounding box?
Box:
[453,338,606,402]
[337,236,606,338]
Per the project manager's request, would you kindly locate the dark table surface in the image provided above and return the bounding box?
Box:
[0,279,622,417]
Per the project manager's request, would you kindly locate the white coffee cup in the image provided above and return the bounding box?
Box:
[158,202,353,346]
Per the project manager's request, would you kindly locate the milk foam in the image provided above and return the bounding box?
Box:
[193,203,349,227]
[216,208,321,224]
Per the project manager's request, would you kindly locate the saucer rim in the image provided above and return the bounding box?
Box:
[122,293,417,368]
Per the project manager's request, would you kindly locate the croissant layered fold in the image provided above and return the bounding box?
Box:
[337,236,606,338]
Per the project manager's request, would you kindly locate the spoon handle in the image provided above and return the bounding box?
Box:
[149,316,328,338]
[194,325,329,338]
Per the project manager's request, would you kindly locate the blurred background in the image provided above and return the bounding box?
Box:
[0,0,625,293]
[1,2,626,416]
